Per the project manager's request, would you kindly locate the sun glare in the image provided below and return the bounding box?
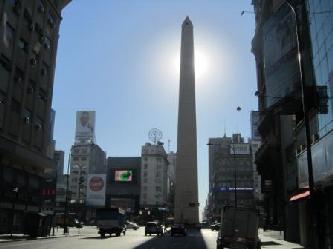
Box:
[173,47,210,80]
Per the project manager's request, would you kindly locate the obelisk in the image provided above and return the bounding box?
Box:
[174,16,199,224]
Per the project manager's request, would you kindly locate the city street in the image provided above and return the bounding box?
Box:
[0,226,303,249]
[0,226,216,249]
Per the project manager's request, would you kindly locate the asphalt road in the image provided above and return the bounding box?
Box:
[0,227,218,249]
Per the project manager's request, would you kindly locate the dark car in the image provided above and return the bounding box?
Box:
[145,222,163,236]
[171,224,186,236]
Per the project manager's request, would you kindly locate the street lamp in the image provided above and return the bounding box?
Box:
[64,153,71,234]
[240,10,255,16]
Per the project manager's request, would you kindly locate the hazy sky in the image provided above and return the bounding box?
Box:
[53,0,257,217]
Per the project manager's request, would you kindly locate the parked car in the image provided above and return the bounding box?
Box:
[145,221,163,236]
[170,223,186,236]
[126,221,139,230]
[210,223,221,231]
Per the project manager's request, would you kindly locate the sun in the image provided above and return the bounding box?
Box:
[194,48,209,79]
[173,47,210,80]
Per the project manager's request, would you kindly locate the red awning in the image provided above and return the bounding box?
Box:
[289,190,310,201]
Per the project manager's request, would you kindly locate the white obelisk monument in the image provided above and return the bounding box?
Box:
[174,16,199,224]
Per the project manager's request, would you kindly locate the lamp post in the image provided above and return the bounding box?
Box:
[11,187,19,238]
[64,153,71,234]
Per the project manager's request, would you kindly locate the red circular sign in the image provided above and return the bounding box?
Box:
[89,176,104,191]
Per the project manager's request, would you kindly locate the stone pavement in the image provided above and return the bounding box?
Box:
[259,229,304,249]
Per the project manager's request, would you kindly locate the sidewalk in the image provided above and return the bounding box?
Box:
[259,229,304,249]
[0,227,82,243]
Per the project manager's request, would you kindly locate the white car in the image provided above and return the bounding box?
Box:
[126,221,139,230]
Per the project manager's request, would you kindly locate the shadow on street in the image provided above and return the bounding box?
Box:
[134,229,209,249]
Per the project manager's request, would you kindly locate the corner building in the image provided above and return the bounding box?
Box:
[0,0,70,234]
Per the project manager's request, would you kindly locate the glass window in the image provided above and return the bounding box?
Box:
[18,38,28,53]
[0,62,10,93]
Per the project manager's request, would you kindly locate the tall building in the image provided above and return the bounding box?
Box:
[106,157,141,214]
[140,142,168,208]
[208,134,254,222]
[54,150,64,176]
[174,16,199,224]
[0,0,70,234]
[252,0,333,246]
[69,143,106,204]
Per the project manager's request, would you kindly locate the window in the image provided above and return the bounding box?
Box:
[144,164,148,169]
[47,13,55,28]
[143,186,147,191]
[73,156,79,161]
[43,37,51,50]
[4,22,15,47]
[156,186,161,192]
[81,157,87,161]
[144,179,147,183]
[3,167,13,182]
[18,38,28,53]
[0,61,10,92]
[143,171,147,177]
[156,172,161,177]
[0,92,6,129]
[38,0,46,14]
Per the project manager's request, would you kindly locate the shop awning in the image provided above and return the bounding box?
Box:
[289,190,310,201]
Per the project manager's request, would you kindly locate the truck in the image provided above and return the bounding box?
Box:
[96,208,126,237]
[216,206,261,249]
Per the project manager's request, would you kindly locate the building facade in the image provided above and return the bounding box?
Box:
[106,157,141,215]
[167,151,176,213]
[69,143,106,204]
[208,134,254,222]
[252,0,333,247]
[0,0,70,235]
[140,142,168,209]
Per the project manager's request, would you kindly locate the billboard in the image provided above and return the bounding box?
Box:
[86,174,106,207]
[115,170,133,182]
[75,111,96,144]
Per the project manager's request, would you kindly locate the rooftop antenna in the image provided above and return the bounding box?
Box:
[148,128,163,145]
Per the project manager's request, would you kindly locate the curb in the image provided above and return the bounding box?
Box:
[0,234,79,244]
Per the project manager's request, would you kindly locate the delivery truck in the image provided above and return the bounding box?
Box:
[96,208,126,237]
[216,206,261,249]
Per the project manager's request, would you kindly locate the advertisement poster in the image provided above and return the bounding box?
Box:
[115,170,133,182]
[75,111,96,144]
[86,174,106,207]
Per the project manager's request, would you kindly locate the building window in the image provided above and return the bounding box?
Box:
[144,179,147,183]
[0,61,10,93]
[144,164,148,169]
[18,38,28,53]
[81,157,87,161]
[47,13,55,28]
[143,171,147,177]
[156,186,161,192]
[4,22,15,48]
